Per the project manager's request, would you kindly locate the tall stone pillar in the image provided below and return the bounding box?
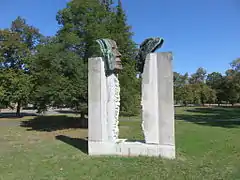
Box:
[88,57,121,155]
[88,57,108,142]
[141,52,175,148]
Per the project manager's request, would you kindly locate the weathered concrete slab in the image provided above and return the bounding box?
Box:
[88,57,108,142]
[141,53,159,144]
[89,140,175,159]
[141,52,175,146]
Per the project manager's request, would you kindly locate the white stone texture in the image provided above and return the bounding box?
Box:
[106,74,120,142]
[141,53,159,144]
[88,57,108,142]
[88,57,120,143]
[114,74,120,140]
[141,52,175,147]
[89,141,175,159]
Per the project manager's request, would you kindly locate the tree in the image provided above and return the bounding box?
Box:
[30,0,113,115]
[174,72,188,104]
[49,0,140,116]
[230,58,240,72]
[181,84,194,106]
[190,84,202,105]
[0,17,41,116]
[206,72,226,105]
[110,0,140,115]
[0,81,7,110]
[99,0,113,11]
[31,35,89,117]
[206,72,223,89]
[174,72,188,87]
[56,0,113,60]
[200,84,217,104]
[187,67,218,106]
[189,67,207,84]
[223,65,240,105]
[223,78,239,105]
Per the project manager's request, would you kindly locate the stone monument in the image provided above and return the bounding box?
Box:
[88,39,122,144]
[88,38,175,159]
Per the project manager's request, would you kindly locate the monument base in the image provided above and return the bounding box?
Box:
[88,140,175,159]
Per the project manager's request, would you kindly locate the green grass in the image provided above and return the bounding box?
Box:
[0,107,240,180]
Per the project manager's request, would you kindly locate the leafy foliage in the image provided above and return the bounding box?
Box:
[0,17,41,115]
[174,63,240,106]
[31,0,140,115]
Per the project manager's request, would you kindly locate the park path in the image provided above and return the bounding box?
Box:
[0,108,72,127]
[0,119,21,127]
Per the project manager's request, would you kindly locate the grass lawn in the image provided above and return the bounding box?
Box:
[0,107,240,180]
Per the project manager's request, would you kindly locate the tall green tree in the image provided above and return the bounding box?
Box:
[110,0,140,115]
[31,38,88,115]
[189,67,207,84]
[174,72,188,87]
[174,72,188,104]
[33,0,140,116]
[32,0,112,114]
[0,17,41,116]
[223,60,240,105]
[206,72,226,105]
[181,84,194,106]
[199,84,217,104]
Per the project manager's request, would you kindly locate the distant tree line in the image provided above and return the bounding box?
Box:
[174,60,240,106]
[0,0,239,117]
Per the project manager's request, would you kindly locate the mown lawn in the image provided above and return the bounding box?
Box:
[0,107,240,180]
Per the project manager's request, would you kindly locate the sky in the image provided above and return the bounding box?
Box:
[0,0,239,75]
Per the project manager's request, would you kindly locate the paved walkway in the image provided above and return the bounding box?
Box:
[0,119,21,127]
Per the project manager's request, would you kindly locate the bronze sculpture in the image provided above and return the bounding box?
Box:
[95,38,122,142]
[96,38,122,75]
[136,37,164,74]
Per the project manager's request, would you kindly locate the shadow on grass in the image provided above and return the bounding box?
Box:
[186,107,240,114]
[56,135,88,154]
[20,115,88,131]
[175,107,240,128]
[56,110,80,114]
[0,112,37,118]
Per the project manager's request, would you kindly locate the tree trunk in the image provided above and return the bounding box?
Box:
[16,101,21,117]
[80,112,88,128]
[80,112,85,119]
